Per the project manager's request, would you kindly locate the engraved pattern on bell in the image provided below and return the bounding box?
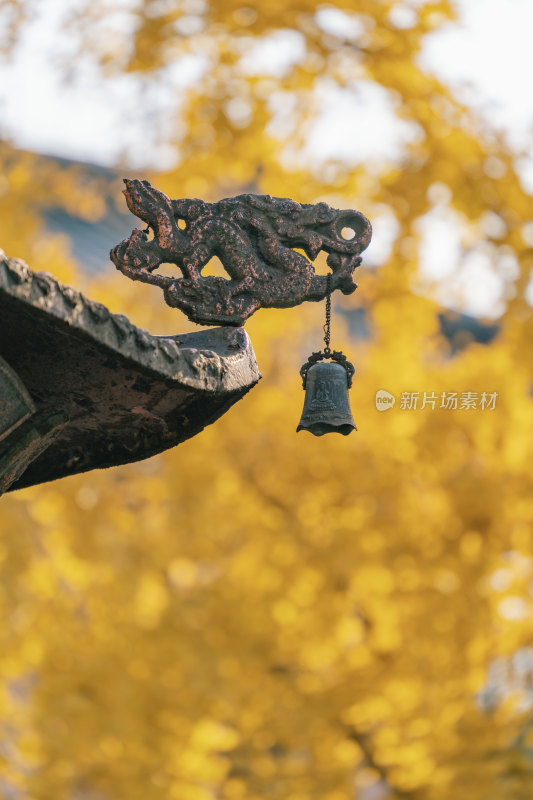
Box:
[297,361,356,436]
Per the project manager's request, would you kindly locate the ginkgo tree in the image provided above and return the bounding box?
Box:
[1,1,533,799]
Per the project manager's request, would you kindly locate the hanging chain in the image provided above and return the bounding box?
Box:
[323,272,332,355]
[300,271,355,389]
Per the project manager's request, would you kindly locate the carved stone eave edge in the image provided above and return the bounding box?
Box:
[0,251,262,394]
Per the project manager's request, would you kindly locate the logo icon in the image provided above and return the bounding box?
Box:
[375,389,396,411]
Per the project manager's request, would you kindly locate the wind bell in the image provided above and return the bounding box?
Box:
[297,274,356,436]
[107,180,372,437]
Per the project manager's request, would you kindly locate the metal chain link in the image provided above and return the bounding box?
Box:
[323,272,332,355]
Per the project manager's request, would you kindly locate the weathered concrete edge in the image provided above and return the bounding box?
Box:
[0,251,262,394]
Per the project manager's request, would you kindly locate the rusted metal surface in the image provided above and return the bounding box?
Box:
[297,360,356,437]
[299,349,355,390]
[111,180,372,326]
[0,252,260,494]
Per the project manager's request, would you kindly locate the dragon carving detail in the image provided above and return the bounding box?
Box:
[111,179,372,326]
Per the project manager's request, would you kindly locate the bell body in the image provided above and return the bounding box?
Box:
[297,361,356,436]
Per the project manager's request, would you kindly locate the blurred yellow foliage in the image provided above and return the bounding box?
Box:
[1,1,533,799]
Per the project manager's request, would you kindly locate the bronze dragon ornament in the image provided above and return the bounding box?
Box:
[111,179,372,326]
